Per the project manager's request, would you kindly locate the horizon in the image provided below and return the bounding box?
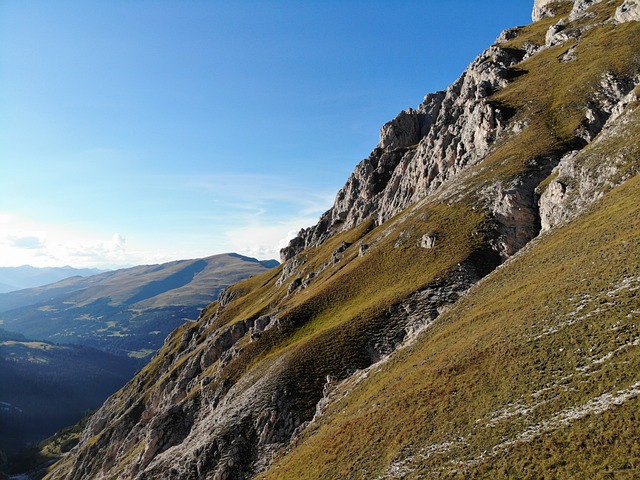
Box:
[0,1,533,269]
[0,250,281,272]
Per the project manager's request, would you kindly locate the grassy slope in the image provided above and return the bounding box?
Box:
[42,2,640,478]
[260,144,640,480]
[140,200,489,410]
[257,3,640,477]
[43,200,492,480]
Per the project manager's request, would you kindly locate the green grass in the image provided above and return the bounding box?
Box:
[42,3,640,478]
[259,172,640,480]
[459,0,640,197]
[198,201,491,416]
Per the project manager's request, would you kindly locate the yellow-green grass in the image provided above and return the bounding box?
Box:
[37,414,93,478]
[469,398,640,479]
[200,201,491,413]
[461,1,640,196]
[260,172,640,479]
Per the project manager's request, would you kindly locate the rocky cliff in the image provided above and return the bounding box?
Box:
[44,1,640,479]
[282,0,640,264]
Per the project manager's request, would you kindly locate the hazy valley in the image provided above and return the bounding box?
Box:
[0,254,278,360]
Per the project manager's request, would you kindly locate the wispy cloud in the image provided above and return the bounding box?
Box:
[224,214,319,261]
[137,171,336,260]
[8,235,45,250]
[0,170,338,267]
[0,214,168,268]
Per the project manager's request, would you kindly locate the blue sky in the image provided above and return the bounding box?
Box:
[0,1,533,268]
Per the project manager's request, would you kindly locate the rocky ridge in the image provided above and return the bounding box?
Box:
[281,0,639,263]
[44,2,640,479]
[281,42,523,261]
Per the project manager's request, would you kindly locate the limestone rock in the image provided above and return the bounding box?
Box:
[615,0,640,22]
[569,0,605,20]
[532,0,572,21]
[281,42,527,261]
[379,108,425,150]
[419,234,437,249]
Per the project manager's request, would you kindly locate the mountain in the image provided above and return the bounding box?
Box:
[0,254,277,359]
[0,329,138,468]
[43,2,640,479]
[0,266,105,294]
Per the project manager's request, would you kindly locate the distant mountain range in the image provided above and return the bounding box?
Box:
[0,253,279,476]
[0,253,278,359]
[0,266,105,294]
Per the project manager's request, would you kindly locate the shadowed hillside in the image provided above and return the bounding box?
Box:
[0,328,138,476]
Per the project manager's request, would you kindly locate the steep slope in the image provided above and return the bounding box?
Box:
[261,147,640,479]
[0,253,277,359]
[44,1,640,479]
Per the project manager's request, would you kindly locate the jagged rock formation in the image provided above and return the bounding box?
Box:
[532,0,573,21]
[44,2,640,479]
[281,42,524,261]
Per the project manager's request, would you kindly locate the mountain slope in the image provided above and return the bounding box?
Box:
[262,161,640,480]
[0,253,277,359]
[44,1,640,479]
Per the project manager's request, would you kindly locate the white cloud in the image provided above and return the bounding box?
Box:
[0,170,337,267]
[224,216,317,261]
[0,213,168,268]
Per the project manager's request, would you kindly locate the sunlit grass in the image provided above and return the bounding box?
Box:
[260,171,640,480]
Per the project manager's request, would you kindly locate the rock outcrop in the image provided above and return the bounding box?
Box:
[281,43,526,261]
[532,0,572,21]
[615,0,640,22]
[539,81,640,231]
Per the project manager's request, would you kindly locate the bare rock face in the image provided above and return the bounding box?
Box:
[281,43,526,261]
[569,0,605,20]
[532,0,573,21]
[616,0,640,22]
[379,108,426,150]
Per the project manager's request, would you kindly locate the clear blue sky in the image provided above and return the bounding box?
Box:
[0,1,533,268]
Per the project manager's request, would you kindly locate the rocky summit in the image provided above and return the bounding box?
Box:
[42,1,640,479]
